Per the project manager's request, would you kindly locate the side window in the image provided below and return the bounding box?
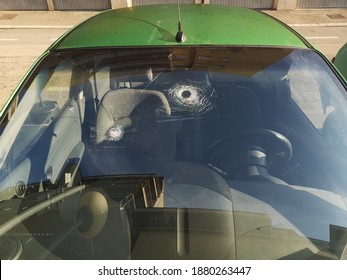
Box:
[1,60,73,166]
[288,61,328,129]
[41,64,72,108]
[288,52,345,131]
[24,60,72,126]
[0,95,18,134]
[40,61,72,109]
[288,51,347,150]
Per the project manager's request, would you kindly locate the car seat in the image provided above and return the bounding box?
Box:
[91,88,175,175]
[93,85,233,203]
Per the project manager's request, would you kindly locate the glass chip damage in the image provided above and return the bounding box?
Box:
[1,46,347,260]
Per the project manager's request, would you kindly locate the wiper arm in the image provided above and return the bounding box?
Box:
[0,185,85,237]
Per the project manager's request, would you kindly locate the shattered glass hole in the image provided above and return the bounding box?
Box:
[106,125,125,141]
[167,79,215,115]
[182,90,191,99]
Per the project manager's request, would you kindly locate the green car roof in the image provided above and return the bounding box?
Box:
[52,4,310,50]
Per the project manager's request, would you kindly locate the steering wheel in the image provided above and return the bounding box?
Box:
[207,129,292,177]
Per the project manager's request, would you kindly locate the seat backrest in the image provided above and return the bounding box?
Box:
[96,88,171,144]
[95,88,175,174]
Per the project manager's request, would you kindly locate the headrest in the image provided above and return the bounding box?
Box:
[111,68,153,89]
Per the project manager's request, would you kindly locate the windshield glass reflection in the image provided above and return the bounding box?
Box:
[1,47,347,260]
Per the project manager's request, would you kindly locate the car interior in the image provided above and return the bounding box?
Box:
[1,46,347,259]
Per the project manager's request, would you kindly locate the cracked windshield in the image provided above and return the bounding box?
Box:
[1,46,347,260]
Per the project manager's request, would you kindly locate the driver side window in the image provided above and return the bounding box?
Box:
[288,62,329,129]
[288,52,347,150]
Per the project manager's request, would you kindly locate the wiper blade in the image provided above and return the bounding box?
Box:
[0,185,85,237]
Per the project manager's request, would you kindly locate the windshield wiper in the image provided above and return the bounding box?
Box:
[0,185,85,237]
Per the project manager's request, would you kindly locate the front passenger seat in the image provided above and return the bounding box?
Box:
[94,88,175,175]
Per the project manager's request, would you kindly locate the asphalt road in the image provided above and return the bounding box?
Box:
[294,25,346,58]
[0,9,346,109]
[0,28,68,107]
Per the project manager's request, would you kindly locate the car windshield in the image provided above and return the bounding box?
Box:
[1,46,347,260]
